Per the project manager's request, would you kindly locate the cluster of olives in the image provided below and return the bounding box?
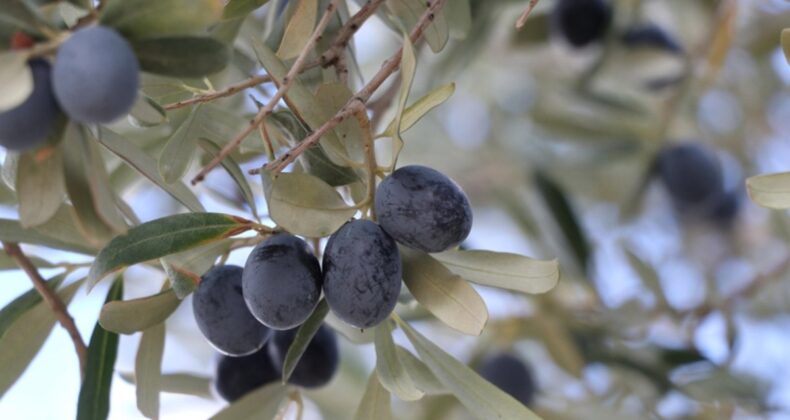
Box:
[0,26,139,151]
[193,165,472,394]
[478,353,536,407]
[214,324,339,402]
[657,143,741,224]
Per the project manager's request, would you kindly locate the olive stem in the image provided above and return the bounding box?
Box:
[515,0,542,30]
[191,0,343,185]
[2,242,88,379]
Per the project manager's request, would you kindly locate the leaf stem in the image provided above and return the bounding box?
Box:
[2,241,88,378]
[515,0,542,30]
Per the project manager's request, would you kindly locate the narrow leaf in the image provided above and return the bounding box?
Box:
[374,321,424,401]
[433,249,559,295]
[77,278,124,420]
[88,213,252,289]
[397,318,541,420]
[0,274,66,339]
[386,0,449,53]
[0,278,83,398]
[15,150,65,228]
[0,51,32,112]
[210,383,288,420]
[381,82,454,138]
[267,172,356,237]
[384,33,416,169]
[159,105,202,184]
[135,323,165,419]
[747,172,790,210]
[401,249,488,336]
[277,0,317,60]
[395,345,446,395]
[282,299,329,382]
[97,128,205,212]
[223,0,270,19]
[101,0,223,39]
[352,371,392,420]
[198,137,258,217]
[100,289,181,334]
[0,217,96,254]
[132,36,230,78]
[129,94,168,128]
[120,372,212,399]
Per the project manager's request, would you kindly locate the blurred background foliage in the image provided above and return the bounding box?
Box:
[2,0,790,418]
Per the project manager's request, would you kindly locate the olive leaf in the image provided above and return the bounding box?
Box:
[135,323,165,419]
[0,51,32,112]
[15,150,66,228]
[282,299,329,382]
[374,320,424,401]
[277,0,317,59]
[746,172,790,210]
[223,0,271,20]
[120,372,212,399]
[101,0,223,40]
[210,383,288,420]
[352,371,392,420]
[131,36,231,78]
[386,0,449,53]
[379,82,455,138]
[401,248,489,336]
[99,289,181,334]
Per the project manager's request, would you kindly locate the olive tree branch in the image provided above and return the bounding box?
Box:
[191,0,343,185]
[319,0,387,68]
[2,242,88,378]
[262,0,448,175]
[515,0,541,30]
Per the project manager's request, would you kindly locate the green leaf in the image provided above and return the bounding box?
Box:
[386,0,449,53]
[97,128,205,213]
[159,105,202,184]
[210,383,288,420]
[277,0,317,60]
[325,311,375,343]
[623,248,668,307]
[0,252,53,271]
[120,372,212,399]
[129,94,168,128]
[162,238,232,298]
[77,277,123,420]
[397,318,541,420]
[88,213,252,289]
[0,217,96,254]
[80,127,129,232]
[395,345,446,395]
[0,51,32,112]
[314,83,366,164]
[383,33,416,169]
[223,0,270,20]
[131,36,231,78]
[374,321,424,401]
[281,299,329,382]
[266,172,356,237]
[782,28,790,65]
[99,289,181,334]
[15,150,65,228]
[0,278,83,398]
[533,170,590,273]
[251,40,349,165]
[0,274,66,339]
[135,323,165,419]
[100,0,223,39]
[401,248,488,336]
[746,172,790,209]
[198,137,258,218]
[380,82,454,138]
[432,249,559,295]
[0,0,50,37]
[353,371,392,420]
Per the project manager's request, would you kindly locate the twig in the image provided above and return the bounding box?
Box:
[263,0,448,175]
[2,242,88,378]
[191,0,343,185]
[319,0,387,68]
[515,0,541,30]
[163,62,323,111]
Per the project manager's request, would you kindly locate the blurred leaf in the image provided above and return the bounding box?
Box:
[445,0,471,39]
[353,371,392,420]
[0,0,51,37]
[88,213,252,289]
[0,277,83,398]
[251,40,349,165]
[159,105,202,184]
[97,128,205,212]
[282,299,329,382]
[120,372,212,399]
[132,36,230,78]
[395,345,446,395]
[536,316,585,377]
[325,310,375,344]
[783,29,790,65]
[80,127,129,231]
[433,249,560,295]
[0,217,96,254]
[746,172,790,210]
[0,253,53,270]
[0,274,66,339]
[61,124,121,246]
[380,82,455,138]
[623,248,668,308]
[401,248,488,336]
[15,149,65,228]
[314,83,366,164]
[383,33,416,170]
[374,320,424,401]
[533,171,590,273]
[135,323,165,419]
[99,289,181,334]
[265,172,355,237]
[101,0,223,39]
[129,94,168,128]
[397,318,541,420]
[210,383,288,420]
[386,0,448,53]
[198,137,258,217]
[277,0,317,60]
[223,0,270,19]
[77,278,123,420]
[0,51,32,112]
